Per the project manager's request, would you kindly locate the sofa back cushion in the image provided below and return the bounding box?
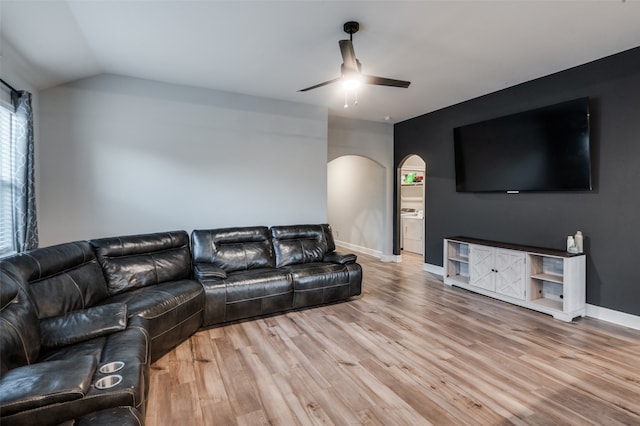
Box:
[90,231,191,296]
[191,227,275,272]
[4,241,110,320]
[0,262,41,374]
[320,223,336,252]
[270,225,329,267]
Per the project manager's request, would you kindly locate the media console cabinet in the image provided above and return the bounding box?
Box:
[443,236,586,322]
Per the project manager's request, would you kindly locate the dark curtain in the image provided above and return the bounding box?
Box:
[11,90,38,251]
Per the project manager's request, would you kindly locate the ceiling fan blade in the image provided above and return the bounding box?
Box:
[298,77,342,92]
[362,75,411,88]
[339,40,359,72]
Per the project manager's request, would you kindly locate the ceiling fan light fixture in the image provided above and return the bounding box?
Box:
[341,75,362,90]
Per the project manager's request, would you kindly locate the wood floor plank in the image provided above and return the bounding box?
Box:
[200,399,235,426]
[281,366,336,425]
[146,251,640,425]
[212,334,263,417]
[170,381,204,425]
[146,368,172,425]
[238,346,301,426]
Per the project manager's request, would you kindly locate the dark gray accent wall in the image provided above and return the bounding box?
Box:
[394,46,640,316]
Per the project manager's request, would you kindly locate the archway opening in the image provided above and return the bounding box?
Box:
[398,154,426,262]
[327,155,386,257]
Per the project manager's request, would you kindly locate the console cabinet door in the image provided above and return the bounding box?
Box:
[494,249,526,300]
[470,245,495,291]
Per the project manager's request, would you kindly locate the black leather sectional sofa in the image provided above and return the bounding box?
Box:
[0,224,361,425]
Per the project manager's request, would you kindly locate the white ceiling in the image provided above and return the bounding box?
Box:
[2,1,640,123]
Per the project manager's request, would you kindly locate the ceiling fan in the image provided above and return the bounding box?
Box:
[298,21,411,97]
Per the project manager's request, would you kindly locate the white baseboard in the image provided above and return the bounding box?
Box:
[334,241,402,262]
[419,264,640,330]
[586,304,640,330]
[423,263,444,276]
[382,254,402,263]
[334,240,383,260]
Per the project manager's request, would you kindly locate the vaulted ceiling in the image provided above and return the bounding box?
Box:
[2,1,640,123]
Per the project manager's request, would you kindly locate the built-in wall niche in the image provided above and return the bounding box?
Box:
[401,155,425,185]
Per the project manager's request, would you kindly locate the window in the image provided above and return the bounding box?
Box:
[0,86,37,255]
[0,102,15,257]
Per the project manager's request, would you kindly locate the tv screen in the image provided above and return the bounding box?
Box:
[454,97,592,193]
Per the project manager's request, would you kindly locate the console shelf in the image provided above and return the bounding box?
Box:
[444,240,470,285]
[530,272,563,284]
[443,237,586,322]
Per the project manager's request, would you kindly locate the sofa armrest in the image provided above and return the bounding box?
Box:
[323,251,358,265]
[0,355,97,416]
[39,303,127,350]
[193,263,228,280]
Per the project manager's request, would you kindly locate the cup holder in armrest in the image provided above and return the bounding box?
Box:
[95,374,123,390]
[99,361,125,374]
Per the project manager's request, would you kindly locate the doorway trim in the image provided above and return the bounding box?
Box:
[396,154,426,262]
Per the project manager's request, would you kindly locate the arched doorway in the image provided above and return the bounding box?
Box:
[398,154,426,261]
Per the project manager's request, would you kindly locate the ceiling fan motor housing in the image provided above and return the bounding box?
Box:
[343,21,359,36]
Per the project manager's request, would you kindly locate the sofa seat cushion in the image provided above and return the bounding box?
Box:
[200,268,292,325]
[39,336,106,364]
[39,303,127,350]
[282,262,353,308]
[102,280,203,361]
[0,355,97,416]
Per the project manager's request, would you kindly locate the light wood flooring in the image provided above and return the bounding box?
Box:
[146,251,640,425]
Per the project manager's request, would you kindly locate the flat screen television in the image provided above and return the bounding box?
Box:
[454,97,592,193]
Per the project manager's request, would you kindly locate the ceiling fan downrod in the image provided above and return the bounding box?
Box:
[343,21,359,41]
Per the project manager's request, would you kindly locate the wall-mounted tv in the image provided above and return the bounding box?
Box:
[454,97,592,193]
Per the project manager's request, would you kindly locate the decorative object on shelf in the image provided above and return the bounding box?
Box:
[567,235,576,252]
[574,231,584,253]
[401,172,423,185]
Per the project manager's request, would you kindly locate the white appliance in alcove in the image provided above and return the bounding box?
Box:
[400,155,425,255]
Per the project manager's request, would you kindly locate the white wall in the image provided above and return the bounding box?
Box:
[327,115,394,259]
[0,38,42,99]
[328,156,385,255]
[38,74,328,245]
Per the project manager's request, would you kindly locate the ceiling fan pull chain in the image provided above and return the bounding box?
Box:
[344,90,349,109]
[354,89,359,106]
